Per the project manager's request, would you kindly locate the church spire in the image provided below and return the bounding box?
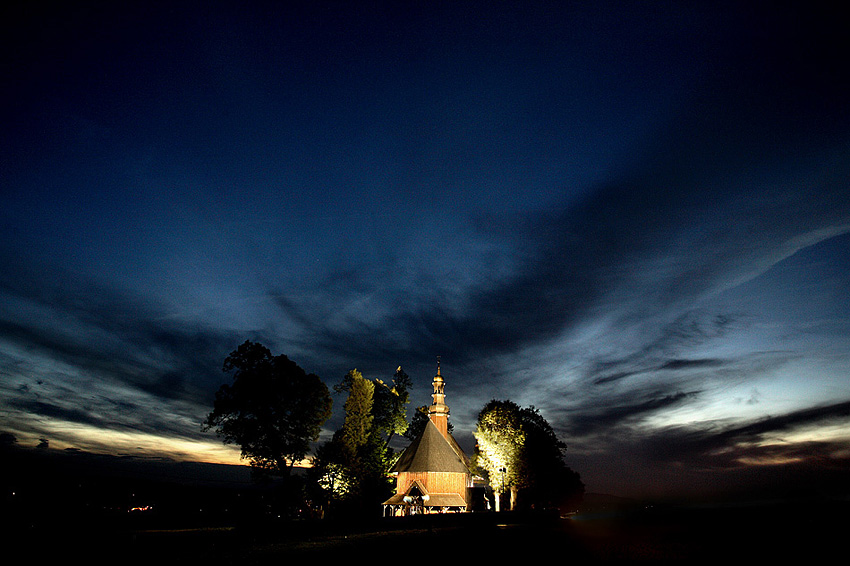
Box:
[429,356,450,439]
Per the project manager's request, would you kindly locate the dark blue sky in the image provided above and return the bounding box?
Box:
[2,1,849,499]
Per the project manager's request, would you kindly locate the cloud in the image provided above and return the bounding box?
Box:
[569,390,703,437]
[248,57,850,466]
[716,400,850,443]
[633,400,850,469]
[658,359,725,371]
[0,261,246,447]
[7,399,102,428]
[290,105,847,396]
[563,397,850,498]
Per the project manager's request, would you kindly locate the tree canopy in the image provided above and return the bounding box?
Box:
[474,399,583,511]
[338,369,375,457]
[203,341,332,476]
[473,399,526,508]
[310,365,411,517]
[404,403,453,442]
[372,366,412,445]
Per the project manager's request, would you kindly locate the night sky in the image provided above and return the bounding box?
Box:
[2,1,849,500]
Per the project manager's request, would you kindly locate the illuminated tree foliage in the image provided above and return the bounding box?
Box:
[311,366,411,517]
[339,369,375,455]
[372,366,412,446]
[311,436,355,503]
[473,399,525,510]
[474,399,583,511]
[203,341,332,476]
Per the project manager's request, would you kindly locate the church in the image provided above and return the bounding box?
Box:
[382,360,473,515]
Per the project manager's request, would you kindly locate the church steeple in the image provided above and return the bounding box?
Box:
[429,356,450,438]
[383,355,471,515]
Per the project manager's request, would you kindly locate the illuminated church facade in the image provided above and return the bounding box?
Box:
[382,360,473,515]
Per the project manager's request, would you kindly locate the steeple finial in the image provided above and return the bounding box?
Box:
[429,356,449,438]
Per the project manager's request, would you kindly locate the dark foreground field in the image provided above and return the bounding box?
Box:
[5,447,848,563]
[12,499,847,565]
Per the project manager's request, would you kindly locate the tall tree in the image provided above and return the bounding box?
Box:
[372,366,412,447]
[473,399,583,512]
[313,366,408,516]
[338,369,374,457]
[515,406,584,511]
[473,399,525,511]
[203,341,332,476]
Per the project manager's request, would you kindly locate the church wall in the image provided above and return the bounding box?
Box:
[398,471,470,502]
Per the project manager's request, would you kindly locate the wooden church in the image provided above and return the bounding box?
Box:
[382,360,473,515]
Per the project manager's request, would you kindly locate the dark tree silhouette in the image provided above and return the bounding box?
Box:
[404,403,453,442]
[203,341,332,477]
[515,405,584,511]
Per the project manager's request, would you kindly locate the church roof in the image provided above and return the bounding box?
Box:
[391,419,471,474]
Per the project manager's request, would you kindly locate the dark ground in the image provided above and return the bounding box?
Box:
[3,447,848,564]
[8,500,848,565]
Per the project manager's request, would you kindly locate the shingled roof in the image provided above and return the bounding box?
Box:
[391,419,471,474]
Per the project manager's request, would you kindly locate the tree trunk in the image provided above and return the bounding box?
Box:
[510,487,518,511]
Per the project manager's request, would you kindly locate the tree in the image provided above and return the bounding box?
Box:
[473,399,525,511]
[203,341,332,477]
[404,400,453,444]
[473,399,583,512]
[371,366,412,447]
[404,405,431,442]
[310,437,355,508]
[338,369,374,458]
[515,406,584,511]
[312,366,410,517]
